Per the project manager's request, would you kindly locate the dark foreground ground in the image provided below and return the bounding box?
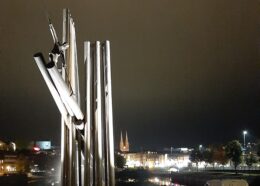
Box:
[1,170,260,186]
[0,174,59,186]
[170,171,260,186]
[117,169,260,186]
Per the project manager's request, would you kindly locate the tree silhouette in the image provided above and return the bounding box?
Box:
[212,145,228,169]
[225,140,242,173]
[190,148,203,171]
[202,148,213,168]
[256,143,260,157]
[115,153,126,169]
[245,153,257,170]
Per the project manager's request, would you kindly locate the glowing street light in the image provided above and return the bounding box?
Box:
[199,144,203,151]
[243,130,247,150]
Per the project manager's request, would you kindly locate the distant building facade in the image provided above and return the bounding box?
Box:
[121,148,191,170]
[124,151,167,168]
[0,140,16,151]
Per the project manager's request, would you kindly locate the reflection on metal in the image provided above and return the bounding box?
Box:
[33,9,115,186]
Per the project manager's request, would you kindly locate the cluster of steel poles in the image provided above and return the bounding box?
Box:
[33,9,115,186]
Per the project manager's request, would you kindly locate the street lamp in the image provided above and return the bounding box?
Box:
[199,144,203,151]
[243,130,247,150]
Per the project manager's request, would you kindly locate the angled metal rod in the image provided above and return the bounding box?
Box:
[46,63,84,120]
[34,53,69,118]
[70,19,81,105]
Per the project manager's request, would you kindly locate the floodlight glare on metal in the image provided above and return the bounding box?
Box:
[34,53,69,119]
[46,62,84,120]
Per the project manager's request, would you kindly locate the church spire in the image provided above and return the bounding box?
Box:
[119,130,130,152]
[125,131,129,152]
[120,131,124,152]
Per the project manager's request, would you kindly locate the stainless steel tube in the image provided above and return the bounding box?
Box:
[84,41,93,186]
[33,53,69,119]
[103,41,115,186]
[95,41,105,186]
[46,63,84,120]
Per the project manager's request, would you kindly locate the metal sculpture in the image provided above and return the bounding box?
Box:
[33,9,115,186]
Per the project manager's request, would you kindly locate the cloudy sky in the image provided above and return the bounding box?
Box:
[0,0,260,150]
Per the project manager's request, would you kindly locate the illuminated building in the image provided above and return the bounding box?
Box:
[0,141,16,152]
[124,151,167,168]
[0,152,27,175]
[122,148,191,170]
[120,131,129,152]
[0,141,7,151]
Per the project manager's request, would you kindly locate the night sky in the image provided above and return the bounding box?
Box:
[1,0,260,150]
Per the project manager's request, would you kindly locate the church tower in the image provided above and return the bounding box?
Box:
[119,131,125,152]
[119,131,129,152]
[124,131,129,152]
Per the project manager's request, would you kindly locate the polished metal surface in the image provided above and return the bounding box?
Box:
[84,41,93,186]
[33,54,69,120]
[33,8,115,186]
[103,41,115,186]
